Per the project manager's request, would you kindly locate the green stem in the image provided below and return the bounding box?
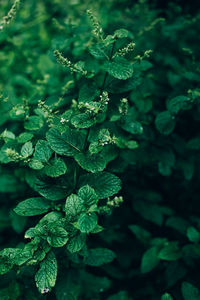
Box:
[73,41,116,191]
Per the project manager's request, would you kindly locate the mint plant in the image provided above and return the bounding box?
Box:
[1,1,200,299]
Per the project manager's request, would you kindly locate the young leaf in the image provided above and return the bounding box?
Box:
[65,194,84,219]
[71,113,96,129]
[161,293,174,300]
[21,141,33,158]
[77,212,98,233]
[14,197,50,216]
[85,248,116,266]
[35,251,57,293]
[79,171,121,199]
[47,226,69,248]
[34,140,53,163]
[104,57,133,80]
[44,158,67,177]
[46,128,85,156]
[78,185,98,206]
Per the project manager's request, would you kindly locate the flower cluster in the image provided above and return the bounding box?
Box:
[54,50,87,76]
[119,98,129,115]
[0,0,20,31]
[5,148,22,162]
[115,42,135,57]
[87,10,104,40]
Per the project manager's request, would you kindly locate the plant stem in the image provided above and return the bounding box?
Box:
[74,41,116,191]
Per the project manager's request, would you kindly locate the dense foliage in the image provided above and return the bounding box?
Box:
[1,0,200,299]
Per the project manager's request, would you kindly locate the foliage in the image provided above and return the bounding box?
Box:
[0,0,200,299]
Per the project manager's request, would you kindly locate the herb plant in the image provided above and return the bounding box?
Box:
[1,1,200,299]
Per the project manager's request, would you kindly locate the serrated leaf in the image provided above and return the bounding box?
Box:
[71,113,96,129]
[78,83,98,103]
[44,158,67,177]
[155,111,175,135]
[167,96,192,114]
[29,159,44,170]
[114,28,129,38]
[79,172,121,199]
[85,248,116,266]
[78,185,98,206]
[121,117,143,135]
[17,132,33,143]
[141,247,160,273]
[47,226,69,247]
[24,116,44,131]
[75,152,107,173]
[35,251,57,293]
[181,282,200,300]
[104,57,133,80]
[21,141,33,158]
[67,234,86,253]
[89,43,107,59]
[46,128,85,156]
[65,194,84,219]
[77,213,97,233]
[34,140,53,163]
[29,174,72,201]
[14,197,50,216]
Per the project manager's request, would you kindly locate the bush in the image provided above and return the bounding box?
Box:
[0,1,200,299]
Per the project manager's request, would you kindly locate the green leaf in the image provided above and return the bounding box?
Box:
[114,28,129,38]
[187,227,200,243]
[167,96,192,114]
[17,132,33,143]
[141,247,160,273]
[78,83,98,103]
[78,185,98,206]
[30,174,72,201]
[104,57,133,80]
[21,141,33,158]
[79,172,121,199]
[66,234,86,253]
[89,43,107,59]
[121,117,143,135]
[35,251,57,293]
[158,242,181,261]
[24,116,44,131]
[44,158,67,177]
[65,194,84,219]
[71,113,96,129]
[29,159,44,170]
[85,248,116,266]
[161,293,174,300]
[46,128,85,156]
[129,225,152,244]
[75,152,107,173]
[77,213,97,233]
[155,111,176,135]
[34,140,53,163]
[181,282,200,300]
[47,226,69,247]
[14,197,50,216]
